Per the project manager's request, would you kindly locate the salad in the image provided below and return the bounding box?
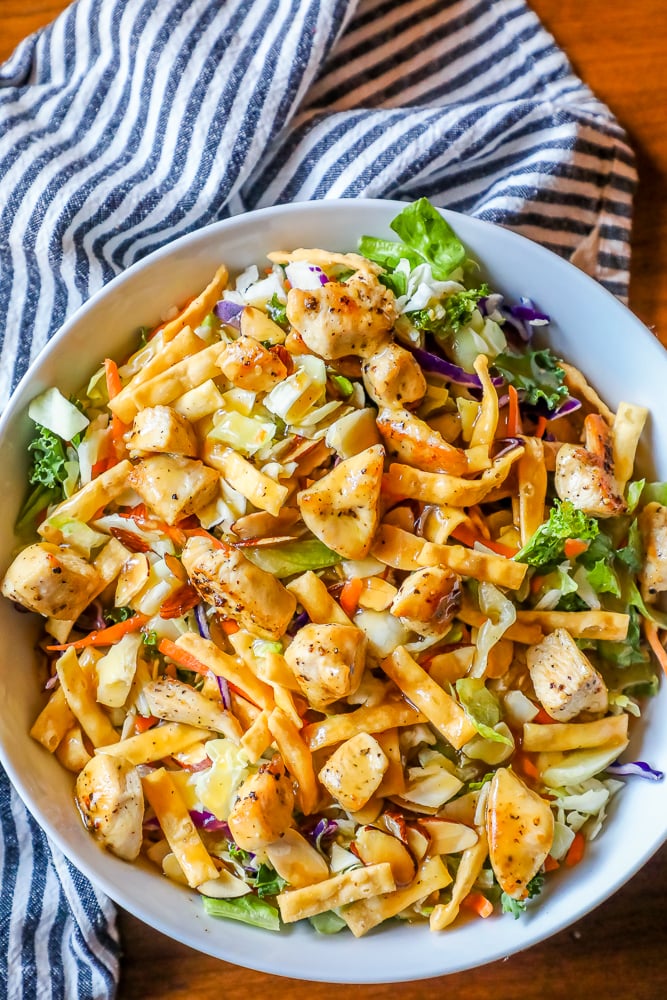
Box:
[3,198,665,937]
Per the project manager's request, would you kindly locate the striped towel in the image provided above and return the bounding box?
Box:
[0,0,636,995]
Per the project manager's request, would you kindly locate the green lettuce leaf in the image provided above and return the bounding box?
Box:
[587,559,621,597]
[244,538,342,578]
[456,678,512,745]
[359,197,466,281]
[516,500,599,567]
[201,894,281,931]
[266,293,289,331]
[492,348,568,410]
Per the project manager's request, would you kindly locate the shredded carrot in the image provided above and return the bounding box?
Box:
[543,854,560,873]
[563,537,589,560]
[461,892,494,918]
[530,573,547,595]
[506,384,522,437]
[514,750,540,781]
[450,523,518,558]
[534,415,548,439]
[565,831,586,868]
[220,620,240,636]
[104,358,123,399]
[339,577,363,617]
[532,705,554,726]
[104,357,129,463]
[90,457,110,479]
[46,613,149,651]
[644,620,667,677]
[158,637,209,675]
[134,714,159,734]
[183,527,226,550]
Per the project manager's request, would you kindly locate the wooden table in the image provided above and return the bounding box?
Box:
[2,2,666,997]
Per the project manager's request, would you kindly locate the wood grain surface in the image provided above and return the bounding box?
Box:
[2,3,666,997]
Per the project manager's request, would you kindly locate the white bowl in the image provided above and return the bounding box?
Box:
[1,199,666,983]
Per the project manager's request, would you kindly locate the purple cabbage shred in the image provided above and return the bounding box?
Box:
[409,345,504,388]
[214,299,244,328]
[189,810,233,834]
[606,760,664,781]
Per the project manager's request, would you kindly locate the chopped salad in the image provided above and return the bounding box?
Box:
[3,198,666,936]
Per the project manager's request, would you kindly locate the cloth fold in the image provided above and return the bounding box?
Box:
[0,0,636,996]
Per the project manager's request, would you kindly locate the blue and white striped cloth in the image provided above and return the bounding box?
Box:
[0,0,636,995]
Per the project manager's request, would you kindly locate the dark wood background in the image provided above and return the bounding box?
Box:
[2,2,666,995]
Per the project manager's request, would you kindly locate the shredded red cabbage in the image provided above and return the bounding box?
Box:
[492,437,523,459]
[302,816,338,851]
[194,602,211,640]
[215,673,231,711]
[409,346,504,388]
[606,760,664,781]
[214,299,244,327]
[189,810,232,833]
[75,599,106,632]
[288,610,310,635]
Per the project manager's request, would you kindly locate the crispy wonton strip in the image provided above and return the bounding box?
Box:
[39,461,133,541]
[419,541,528,590]
[303,700,424,751]
[158,263,228,343]
[429,786,489,931]
[343,856,452,938]
[517,436,547,546]
[522,713,629,752]
[268,707,318,815]
[30,686,75,752]
[267,248,381,275]
[119,326,206,399]
[286,571,352,627]
[276,862,395,923]
[375,728,405,798]
[240,709,273,762]
[381,647,476,750]
[55,724,92,772]
[142,767,220,888]
[205,446,289,517]
[371,524,427,571]
[96,722,207,764]
[456,599,543,644]
[515,609,629,641]
[55,647,119,748]
[388,446,523,507]
[612,401,648,491]
[175,633,275,710]
[561,362,615,424]
[469,355,499,452]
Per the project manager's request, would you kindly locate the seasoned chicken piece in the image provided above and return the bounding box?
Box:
[362,343,426,409]
[125,405,198,458]
[284,622,366,710]
[227,756,295,851]
[526,627,608,721]
[286,272,396,360]
[554,413,626,518]
[143,676,242,743]
[127,454,219,525]
[1,543,100,620]
[318,732,388,812]
[486,767,554,900]
[181,534,296,639]
[638,502,667,603]
[389,565,461,637]
[376,406,468,475]
[297,444,384,559]
[75,754,143,861]
[218,334,288,392]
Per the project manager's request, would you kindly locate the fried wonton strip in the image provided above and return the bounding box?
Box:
[109,341,228,423]
[613,401,648,491]
[55,724,92,772]
[375,728,406,798]
[522,713,629,752]
[174,633,275,711]
[343,856,452,938]
[469,355,499,453]
[39,461,133,541]
[268,707,318,815]
[30,686,76,752]
[286,571,352,627]
[267,248,381,275]
[417,818,479,854]
[277,862,396,923]
[159,264,228,342]
[55,647,119,748]
[119,326,206,398]
[515,609,629,641]
[418,505,468,544]
[173,379,225,422]
[381,647,476,750]
[240,709,273,762]
[517,436,547,546]
[456,600,543,644]
[96,722,207,764]
[142,767,220,888]
[206,447,288,517]
[429,790,489,931]
[388,446,523,507]
[561,362,615,424]
[303,700,425,751]
[419,541,527,590]
[228,631,301,692]
[371,524,427,571]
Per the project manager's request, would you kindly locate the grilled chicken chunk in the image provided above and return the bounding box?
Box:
[554,414,625,518]
[638,501,667,603]
[362,343,426,409]
[526,627,608,721]
[376,406,468,474]
[125,405,198,458]
[318,732,388,812]
[1,542,100,620]
[227,756,295,851]
[75,754,143,861]
[181,534,296,639]
[297,445,384,559]
[389,565,461,637]
[285,622,366,710]
[218,334,288,392]
[127,454,219,525]
[286,272,396,360]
